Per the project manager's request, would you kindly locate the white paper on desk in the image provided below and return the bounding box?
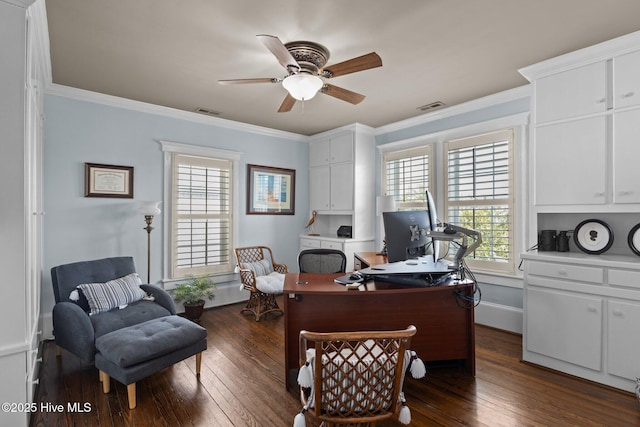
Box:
[359,258,452,275]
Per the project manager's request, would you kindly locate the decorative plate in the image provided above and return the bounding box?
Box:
[628,223,640,256]
[573,219,614,255]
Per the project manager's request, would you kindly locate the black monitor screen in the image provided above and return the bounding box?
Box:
[383,210,433,263]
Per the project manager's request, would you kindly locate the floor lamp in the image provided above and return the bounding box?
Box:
[139,201,161,284]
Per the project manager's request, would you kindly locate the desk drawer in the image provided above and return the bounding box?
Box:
[528,260,603,284]
[300,238,321,249]
[321,240,344,250]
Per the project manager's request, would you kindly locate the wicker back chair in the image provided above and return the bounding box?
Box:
[235,246,288,321]
[296,325,417,426]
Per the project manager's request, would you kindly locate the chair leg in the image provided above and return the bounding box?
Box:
[127,383,136,409]
[100,371,110,393]
[196,352,202,377]
[240,291,283,321]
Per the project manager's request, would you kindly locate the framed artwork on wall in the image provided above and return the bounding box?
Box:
[84,162,134,198]
[247,164,295,215]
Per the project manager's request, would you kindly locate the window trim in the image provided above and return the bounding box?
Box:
[160,140,241,286]
[382,144,434,210]
[444,129,515,274]
[377,113,528,279]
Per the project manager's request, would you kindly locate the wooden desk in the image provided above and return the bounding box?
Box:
[283,273,475,389]
[353,251,387,270]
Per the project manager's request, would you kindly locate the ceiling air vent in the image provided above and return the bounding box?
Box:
[417,101,445,112]
[195,107,222,116]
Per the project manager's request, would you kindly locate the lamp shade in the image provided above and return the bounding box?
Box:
[139,201,161,216]
[282,73,323,101]
[376,195,396,216]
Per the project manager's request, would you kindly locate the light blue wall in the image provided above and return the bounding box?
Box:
[42,94,309,313]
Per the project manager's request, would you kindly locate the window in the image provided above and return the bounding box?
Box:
[444,129,515,273]
[382,145,434,209]
[161,141,240,281]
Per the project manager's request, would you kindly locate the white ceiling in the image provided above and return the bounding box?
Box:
[45,0,640,136]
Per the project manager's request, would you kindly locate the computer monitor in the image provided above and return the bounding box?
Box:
[382,190,440,263]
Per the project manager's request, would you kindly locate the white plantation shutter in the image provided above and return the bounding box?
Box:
[445,129,514,273]
[171,153,233,277]
[383,145,434,209]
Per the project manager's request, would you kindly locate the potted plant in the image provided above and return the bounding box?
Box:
[171,274,216,322]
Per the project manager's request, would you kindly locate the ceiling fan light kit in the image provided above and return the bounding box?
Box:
[282,73,324,101]
[219,35,382,112]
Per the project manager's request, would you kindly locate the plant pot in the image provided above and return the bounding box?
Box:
[183,300,205,322]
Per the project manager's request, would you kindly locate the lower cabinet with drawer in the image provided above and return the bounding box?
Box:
[299,235,374,272]
[522,251,640,392]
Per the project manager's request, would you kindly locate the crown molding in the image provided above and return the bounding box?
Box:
[2,0,36,8]
[28,0,52,84]
[44,83,309,143]
[374,85,531,136]
[519,30,640,81]
[377,112,529,154]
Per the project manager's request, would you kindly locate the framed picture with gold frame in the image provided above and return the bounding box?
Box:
[247,164,295,215]
[84,162,134,198]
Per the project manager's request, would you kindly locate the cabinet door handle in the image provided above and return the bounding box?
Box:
[618,190,633,196]
[612,309,624,317]
[596,98,606,104]
[587,306,598,313]
[557,270,568,277]
[594,192,605,198]
[621,91,635,98]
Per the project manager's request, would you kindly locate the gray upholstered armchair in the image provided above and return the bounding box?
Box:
[51,256,176,363]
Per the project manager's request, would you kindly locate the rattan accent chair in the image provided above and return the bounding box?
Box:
[298,248,347,274]
[295,325,417,426]
[235,246,288,321]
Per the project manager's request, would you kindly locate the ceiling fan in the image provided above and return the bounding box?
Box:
[218,35,382,112]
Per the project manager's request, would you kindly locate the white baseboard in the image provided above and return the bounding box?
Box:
[475,301,523,334]
[177,281,249,313]
[41,282,250,341]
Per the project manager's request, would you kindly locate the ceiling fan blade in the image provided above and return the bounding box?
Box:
[277,94,296,112]
[218,77,281,85]
[323,52,382,78]
[322,84,366,105]
[257,34,300,71]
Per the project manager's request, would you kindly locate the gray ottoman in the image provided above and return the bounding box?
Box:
[95,315,207,409]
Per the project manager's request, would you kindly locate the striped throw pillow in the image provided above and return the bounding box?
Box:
[77,273,146,315]
[241,259,274,277]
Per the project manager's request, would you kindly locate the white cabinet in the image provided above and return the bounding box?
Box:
[613,109,640,203]
[309,167,331,210]
[526,287,602,371]
[303,125,375,266]
[521,33,640,211]
[522,252,640,392]
[535,61,607,123]
[309,132,354,212]
[534,117,606,205]
[329,163,354,211]
[310,132,354,167]
[0,2,45,426]
[608,300,640,380]
[613,50,640,109]
[306,125,375,241]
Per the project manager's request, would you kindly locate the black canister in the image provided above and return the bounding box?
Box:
[557,231,570,252]
[539,230,557,251]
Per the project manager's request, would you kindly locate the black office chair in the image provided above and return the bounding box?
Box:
[298,249,347,274]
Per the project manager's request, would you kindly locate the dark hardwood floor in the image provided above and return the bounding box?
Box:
[31,297,639,426]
